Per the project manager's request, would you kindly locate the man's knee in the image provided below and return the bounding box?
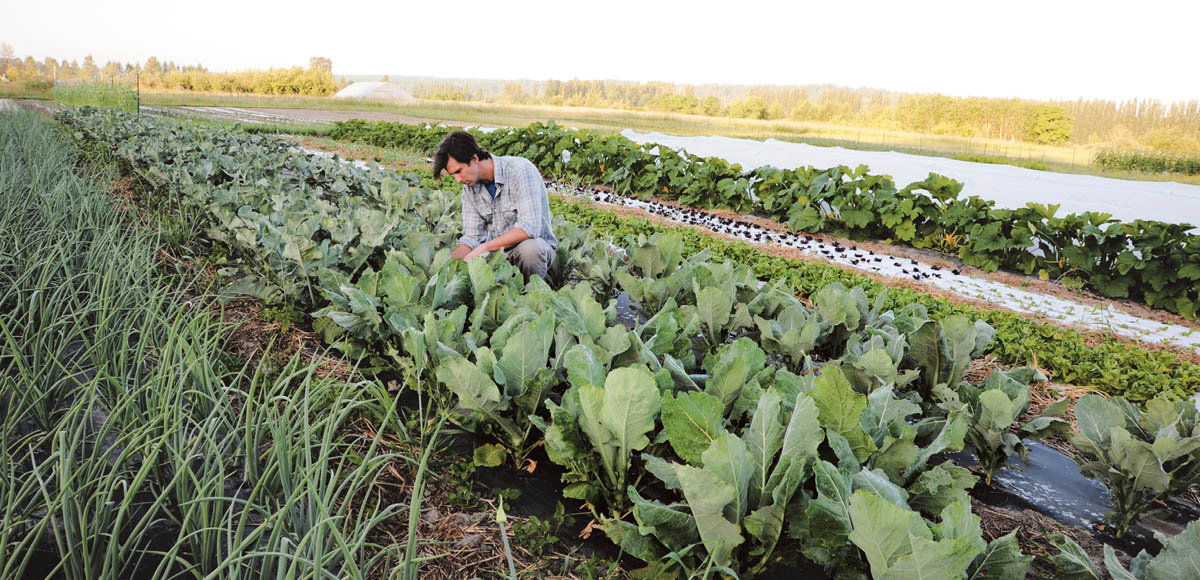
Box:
[507,238,554,279]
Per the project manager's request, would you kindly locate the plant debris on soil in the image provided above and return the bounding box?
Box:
[214,297,356,382]
[973,497,1127,579]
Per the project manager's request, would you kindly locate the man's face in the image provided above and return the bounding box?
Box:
[445,155,481,186]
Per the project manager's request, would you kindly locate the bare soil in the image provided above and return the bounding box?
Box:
[190,105,491,128]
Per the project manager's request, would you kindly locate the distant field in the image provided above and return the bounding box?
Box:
[97,90,1200,186]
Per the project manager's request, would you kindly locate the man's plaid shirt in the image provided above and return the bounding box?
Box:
[457,155,558,251]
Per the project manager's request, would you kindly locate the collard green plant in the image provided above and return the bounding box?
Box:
[1048,533,1103,580]
[433,310,556,455]
[1070,394,1200,536]
[944,367,1070,484]
[534,366,662,512]
[847,492,983,579]
[908,314,996,403]
[610,388,823,576]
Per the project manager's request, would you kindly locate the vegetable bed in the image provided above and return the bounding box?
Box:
[44,107,1200,579]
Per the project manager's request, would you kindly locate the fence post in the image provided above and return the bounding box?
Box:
[136,70,140,117]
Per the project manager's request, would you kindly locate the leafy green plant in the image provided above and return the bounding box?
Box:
[944,368,1070,484]
[908,314,996,403]
[1102,519,1200,579]
[511,502,571,558]
[434,309,556,454]
[847,491,1030,580]
[1070,394,1200,536]
[609,387,822,576]
[1050,525,1200,580]
[535,366,663,513]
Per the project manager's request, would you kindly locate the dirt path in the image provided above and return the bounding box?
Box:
[161,105,494,128]
[248,107,493,127]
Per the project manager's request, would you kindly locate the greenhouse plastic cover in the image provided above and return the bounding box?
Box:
[333,82,415,101]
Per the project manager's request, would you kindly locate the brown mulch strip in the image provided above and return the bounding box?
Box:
[396,503,622,580]
[349,437,626,580]
[973,497,1124,580]
[107,174,160,227]
[213,297,355,382]
[1022,381,1099,458]
[962,355,1001,385]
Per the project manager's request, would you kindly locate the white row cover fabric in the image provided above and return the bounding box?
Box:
[621,130,1200,228]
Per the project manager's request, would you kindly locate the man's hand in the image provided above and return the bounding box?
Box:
[463,244,491,260]
[456,228,531,261]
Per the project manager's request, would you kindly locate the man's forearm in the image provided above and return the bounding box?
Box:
[480,228,530,252]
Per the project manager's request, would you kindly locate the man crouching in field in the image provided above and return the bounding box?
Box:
[434,130,558,280]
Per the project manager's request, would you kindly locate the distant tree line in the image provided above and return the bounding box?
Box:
[4,41,1193,151]
[0,44,341,96]
[399,76,1198,150]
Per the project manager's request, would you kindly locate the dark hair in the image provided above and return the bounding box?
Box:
[433,130,491,178]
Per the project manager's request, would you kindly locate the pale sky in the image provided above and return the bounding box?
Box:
[6,0,1197,103]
